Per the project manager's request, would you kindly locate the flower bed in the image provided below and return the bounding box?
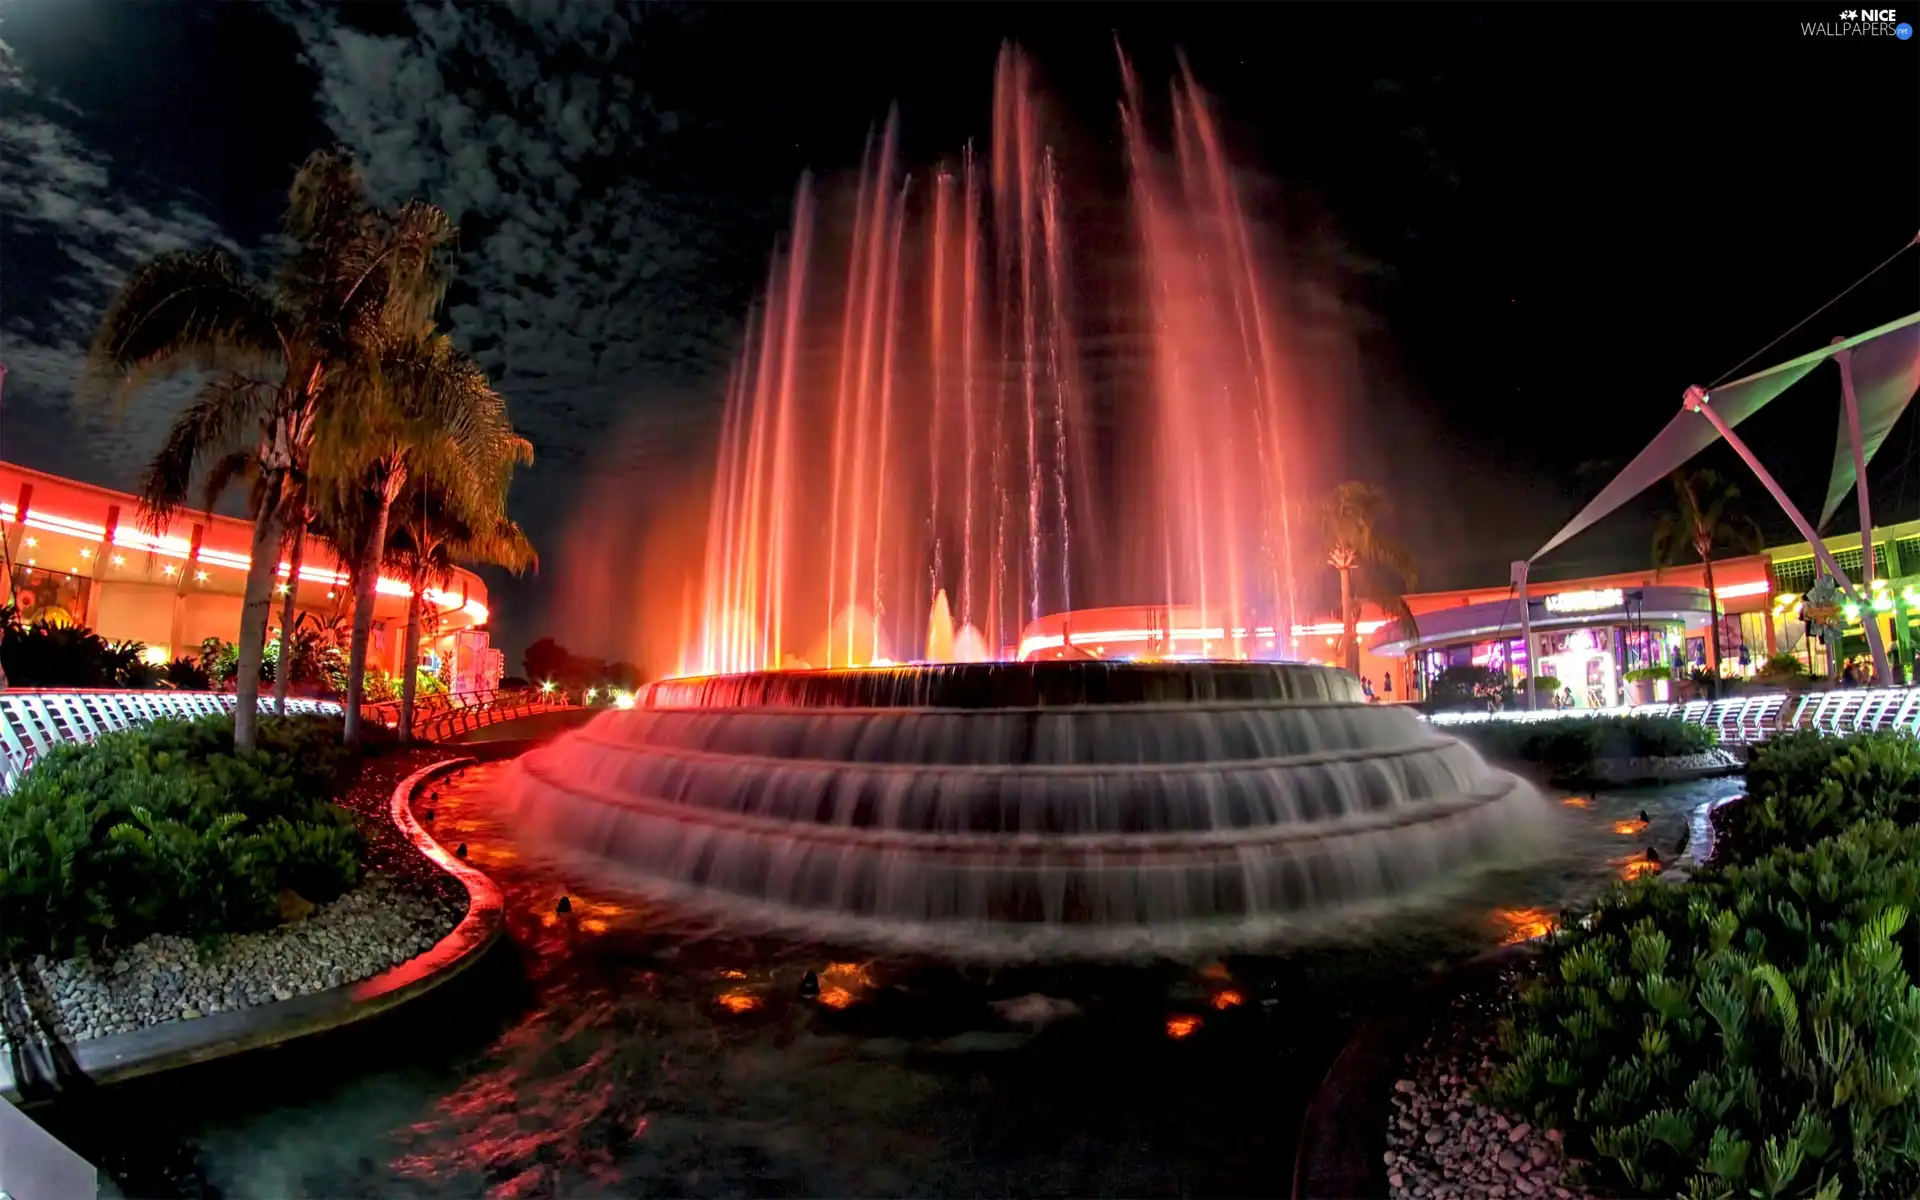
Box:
[0,718,464,1046]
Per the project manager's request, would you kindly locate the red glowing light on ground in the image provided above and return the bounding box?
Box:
[1165,1015,1202,1039]
[1198,962,1232,982]
[716,990,762,1014]
[1210,990,1244,1010]
[1492,907,1555,944]
[818,987,856,1009]
[1560,796,1592,809]
[1618,858,1660,881]
[1611,819,1648,836]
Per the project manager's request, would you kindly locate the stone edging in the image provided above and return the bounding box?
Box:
[1292,942,1540,1200]
[1,757,501,1104]
[1557,748,1743,787]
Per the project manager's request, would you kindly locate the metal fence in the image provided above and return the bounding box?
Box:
[1428,686,1920,745]
[0,690,343,793]
[363,687,575,743]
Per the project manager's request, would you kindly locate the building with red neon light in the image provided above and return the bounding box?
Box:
[0,461,502,691]
[1370,517,1920,706]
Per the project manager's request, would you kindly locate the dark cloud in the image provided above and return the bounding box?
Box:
[0,24,230,487]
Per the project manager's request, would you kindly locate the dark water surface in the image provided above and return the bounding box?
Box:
[39,762,1740,1199]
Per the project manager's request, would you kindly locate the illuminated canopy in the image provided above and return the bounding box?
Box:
[1532,313,1920,563]
[1822,319,1920,527]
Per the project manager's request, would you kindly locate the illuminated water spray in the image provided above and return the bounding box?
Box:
[690,45,1319,675]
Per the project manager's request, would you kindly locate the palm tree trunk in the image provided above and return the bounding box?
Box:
[1340,565,1358,676]
[234,476,287,752]
[399,579,423,741]
[1702,552,1719,696]
[273,508,306,715]
[343,476,400,749]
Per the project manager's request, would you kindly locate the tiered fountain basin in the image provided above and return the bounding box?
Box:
[503,662,1559,961]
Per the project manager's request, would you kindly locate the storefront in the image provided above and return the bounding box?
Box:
[1370,580,1758,708]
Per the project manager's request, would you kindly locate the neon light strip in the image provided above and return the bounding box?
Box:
[1018,624,1287,660]
[1,503,487,624]
[1289,620,1389,637]
[1713,581,1770,599]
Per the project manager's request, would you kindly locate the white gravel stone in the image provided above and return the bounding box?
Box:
[1383,983,1597,1200]
[0,878,463,1048]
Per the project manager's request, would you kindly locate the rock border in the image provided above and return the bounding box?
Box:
[1292,942,1540,1200]
[1,757,499,1104]
[1557,748,1742,787]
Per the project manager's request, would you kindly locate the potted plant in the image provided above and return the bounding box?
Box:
[1623,666,1669,706]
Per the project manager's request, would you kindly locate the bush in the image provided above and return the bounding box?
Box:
[1,607,163,688]
[1487,820,1920,1198]
[1717,731,1920,865]
[1446,714,1716,776]
[1756,652,1811,685]
[1428,665,1512,711]
[0,714,363,962]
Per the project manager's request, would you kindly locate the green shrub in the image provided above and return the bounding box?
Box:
[0,714,363,962]
[1446,714,1716,776]
[1487,820,1920,1199]
[1427,665,1512,711]
[1625,666,1672,684]
[1723,732,1920,865]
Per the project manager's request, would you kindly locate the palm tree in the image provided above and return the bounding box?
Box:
[385,472,536,739]
[85,149,453,750]
[1653,467,1762,681]
[314,330,521,746]
[1299,481,1419,677]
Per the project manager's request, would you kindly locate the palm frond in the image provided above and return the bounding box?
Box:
[86,250,284,403]
[134,373,277,533]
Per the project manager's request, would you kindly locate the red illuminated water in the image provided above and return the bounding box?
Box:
[690,46,1327,675]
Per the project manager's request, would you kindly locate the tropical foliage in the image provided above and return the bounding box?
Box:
[0,607,199,690]
[85,149,459,751]
[1488,821,1920,1199]
[1653,468,1762,681]
[382,474,535,739]
[1424,665,1510,712]
[1720,731,1920,866]
[0,714,364,962]
[1446,714,1716,777]
[1298,481,1417,676]
[87,148,534,749]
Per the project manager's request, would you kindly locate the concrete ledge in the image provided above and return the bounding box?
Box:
[1292,942,1539,1200]
[2,757,501,1105]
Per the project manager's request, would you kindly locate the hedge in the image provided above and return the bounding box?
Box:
[0,714,366,962]
[1444,714,1717,777]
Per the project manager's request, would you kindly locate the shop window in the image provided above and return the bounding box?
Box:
[8,565,89,628]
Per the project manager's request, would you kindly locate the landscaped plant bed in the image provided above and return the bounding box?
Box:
[0,732,465,1050]
[1385,969,1591,1200]
[1443,715,1726,787]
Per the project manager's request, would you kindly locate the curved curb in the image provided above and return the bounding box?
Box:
[2,756,501,1105]
[1291,941,1540,1200]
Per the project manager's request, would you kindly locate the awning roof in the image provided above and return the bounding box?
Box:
[1532,312,1920,563]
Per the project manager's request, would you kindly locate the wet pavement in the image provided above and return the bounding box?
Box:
[39,761,1741,1199]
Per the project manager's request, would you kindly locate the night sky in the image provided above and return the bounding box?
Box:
[1,1,1915,670]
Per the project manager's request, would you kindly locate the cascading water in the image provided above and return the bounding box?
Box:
[506,662,1560,961]
[688,46,1323,674]
[509,48,1560,962]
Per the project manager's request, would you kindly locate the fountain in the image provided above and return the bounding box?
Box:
[506,661,1557,960]
[506,46,1558,961]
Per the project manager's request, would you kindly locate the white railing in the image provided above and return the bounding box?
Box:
[363,687,575,743]
[1429,686,1920,744]
[0,690,342,793]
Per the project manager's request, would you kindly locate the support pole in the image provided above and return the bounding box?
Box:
[1511,559,1535,711]
[1834,339,1892,684]
[1683,385,1892,676]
